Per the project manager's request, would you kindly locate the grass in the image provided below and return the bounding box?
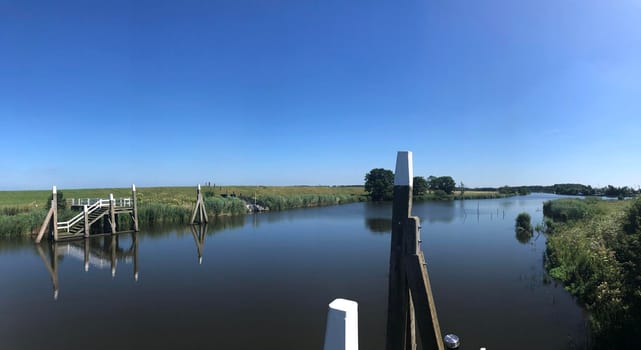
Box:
[544,197,641,348]
[415,190,509,201]
[0,185,367,237]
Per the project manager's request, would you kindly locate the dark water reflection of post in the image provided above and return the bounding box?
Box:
[35,232,139,300]
[190,224,207,264]
[35,243,59,300]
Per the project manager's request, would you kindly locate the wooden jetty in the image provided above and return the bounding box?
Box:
[35,185,139,243]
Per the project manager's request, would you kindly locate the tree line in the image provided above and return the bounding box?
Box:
[364,168,458,201]
[364,168,639,201]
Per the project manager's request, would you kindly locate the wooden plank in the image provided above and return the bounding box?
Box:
[406,290,417,350]
[405,253,445,350]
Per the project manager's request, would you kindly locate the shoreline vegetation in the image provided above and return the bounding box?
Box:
[543,197,641,348]
[0,185,368,237]
[1,182,638,238]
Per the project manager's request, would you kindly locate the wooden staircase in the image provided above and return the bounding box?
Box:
[56,200,112,240]
[59,207,110,239]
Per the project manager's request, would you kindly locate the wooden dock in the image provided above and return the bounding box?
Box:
[35,185,139,243]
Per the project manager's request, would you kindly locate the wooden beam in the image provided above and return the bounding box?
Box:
[35,207,54,243]
[109,193,116,234]
[52,187,58,241]
[405,253,445,350]
[83,205,90,238]
[132,184,139,232]
[386,151,414,350]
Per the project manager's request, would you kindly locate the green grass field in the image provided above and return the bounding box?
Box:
[0,185,367,209]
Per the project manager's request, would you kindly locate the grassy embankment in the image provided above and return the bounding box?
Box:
[415,190,508,201]
[0,186,367,237]
[543,197,641,348]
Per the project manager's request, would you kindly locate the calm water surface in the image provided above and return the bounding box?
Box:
[0,194,587,349]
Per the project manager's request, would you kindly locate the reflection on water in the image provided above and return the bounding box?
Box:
[515,228,534,244]
[365,218,391,233]
[35,233,139,299]
[0,194,588,350]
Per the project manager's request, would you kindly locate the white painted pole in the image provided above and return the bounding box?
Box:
[323,298,358,350]
[394,151,413,187]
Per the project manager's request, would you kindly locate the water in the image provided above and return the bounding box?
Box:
[0,194,588,349]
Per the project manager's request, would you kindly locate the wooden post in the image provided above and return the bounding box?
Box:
[83,205,90,238]
[190,184,208,225]
[132,184,139,232]
[109,193,116,234]
[386,151,444,350]
[386,151,413,350]
[52,186,58,241]
[323,298,359,350]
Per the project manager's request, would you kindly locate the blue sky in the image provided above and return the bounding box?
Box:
[1,0,640,190]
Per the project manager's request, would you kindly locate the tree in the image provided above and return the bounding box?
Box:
[413,176,428,196]
[47,191,68,210]
[364,168,394,201]
[459,181,465,196]
[428,176,456,194]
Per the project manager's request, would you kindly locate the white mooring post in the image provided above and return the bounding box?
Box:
[323,298,358,350]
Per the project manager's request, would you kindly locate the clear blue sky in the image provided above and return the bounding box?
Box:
[1,0,640,190]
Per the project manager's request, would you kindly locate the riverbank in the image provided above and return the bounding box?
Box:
[0,186,508,237]
[543,197,641,348]
[415,190,510,201]
[0,186,367,237]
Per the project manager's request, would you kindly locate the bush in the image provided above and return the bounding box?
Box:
[515,212,533,243]
[543,199,591,222]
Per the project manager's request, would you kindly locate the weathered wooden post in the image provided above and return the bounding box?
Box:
[109,193,117,234]
[190,184,208,225]
[52,186,58,241]
[83,205,90,238]
[386,151,413,350]
[132,184,139,232]
[323,298,359,350]
[35,186,57,243]
[386,151,445,350]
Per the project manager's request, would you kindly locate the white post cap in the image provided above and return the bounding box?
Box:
[132,184,136,191]
[394,151,413,187]
[323,298,359,350]
[198,184,201,191]
[53,186,57,194]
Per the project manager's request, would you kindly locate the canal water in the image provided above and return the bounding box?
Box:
[0,194,588,349]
